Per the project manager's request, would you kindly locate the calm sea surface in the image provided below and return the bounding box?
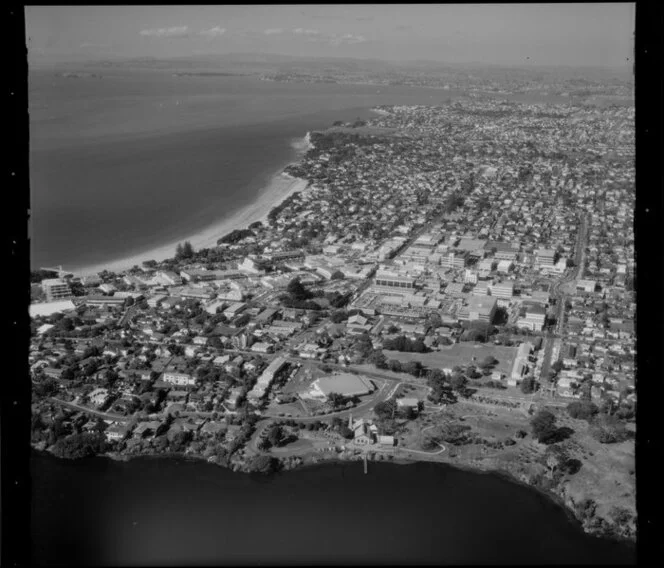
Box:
[30,451,635,566]
[29,70,474,272]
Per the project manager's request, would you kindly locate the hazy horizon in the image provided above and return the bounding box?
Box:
[26,4,634,69]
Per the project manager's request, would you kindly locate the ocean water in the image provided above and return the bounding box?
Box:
[29,70,462,272]
[30,452,635,566]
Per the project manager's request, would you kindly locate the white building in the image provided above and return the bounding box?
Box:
[41,278,72,302]
[162,372,196,387]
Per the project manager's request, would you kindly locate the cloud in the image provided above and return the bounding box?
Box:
[263,28,284,35]
[139,26,189,38]
[199,26,226,38]
[329,33,368,46]
[289,28,368,46]
[292,28,322,36]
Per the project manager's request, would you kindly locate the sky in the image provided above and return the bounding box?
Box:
[25,4,635,68]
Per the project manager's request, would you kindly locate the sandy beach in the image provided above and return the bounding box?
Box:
[76,171,309,276]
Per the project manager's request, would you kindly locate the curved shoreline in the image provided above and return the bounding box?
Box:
[32,444,635,546]
[75,171,310,277]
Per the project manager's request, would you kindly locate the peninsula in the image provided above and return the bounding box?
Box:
[30,96,635,544]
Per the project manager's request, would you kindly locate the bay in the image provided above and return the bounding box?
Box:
[30,451,635,566]
[29,70,465,272]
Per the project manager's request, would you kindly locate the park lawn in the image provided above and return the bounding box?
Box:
[383,343,518,375]
[271,437,315,454]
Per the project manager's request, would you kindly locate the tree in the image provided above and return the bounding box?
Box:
[589,414,629,444]
[339,425,353,439]
[449,374,468,391]
[327,392,348,409]
[330,310,346,324]
[368,350,388,369]
[520,376,537,394]
[374,399,397,421]
[247,455,278,474]
[286,277,311,301]
[478,356,497,369]
[530,409,557,440]
[566,400,599,421]
[551,360,564,373]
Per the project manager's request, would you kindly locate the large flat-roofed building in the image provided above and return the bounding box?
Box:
[518,304,547,331]
[535,248,556,267]
[410,234,439,251]
[307,373,374,399]
[508,341,534,386]
[85,295,125,307]
[374,270,415,290]
[247,356,288,401]
[41,278,72,302]
[157,271,183,286]
[440,252,467,270]
[464,295,497,323]
[576,279,597,293]
[29,300,76,318]
[263,250,305,264]
[490,280,515,299]
[456,238,487,253]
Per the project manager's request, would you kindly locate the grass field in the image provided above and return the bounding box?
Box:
[384,343,518,375]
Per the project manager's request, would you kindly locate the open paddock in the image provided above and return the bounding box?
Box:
[384,342,518,375]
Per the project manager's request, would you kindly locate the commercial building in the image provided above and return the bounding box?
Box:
[247,356,288,401]
[180,287,216,301]
[440,253,467,270]
[535,248,556,267]
[490,280,515,299]
[374,270,415,290]
[85,295,126,307]
[576,280,597,293]
[156,271,182,286]
[496,260,514,274]
[508,342,533,386]
[464,296,497,323]
[518,305,547,331]
[41,278,72,302]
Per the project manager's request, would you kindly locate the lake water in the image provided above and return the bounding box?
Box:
[30,451,635,565]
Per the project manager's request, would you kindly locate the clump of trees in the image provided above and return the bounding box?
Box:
[217,228,254,245]
[280,278,322,310]
[566,400,599,421]
[382,336,428,353]
[327,392,352,410]
[520,376,538,394]
[175,241,195,261]
[426,369,460,404]
[544,444,583,478]
[530,409,574,445]
[247,455,279,474]
[589,414,630,444]
[258,424,297,451]
[51,432,107,459]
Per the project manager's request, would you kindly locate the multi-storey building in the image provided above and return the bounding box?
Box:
[41,278,72,302]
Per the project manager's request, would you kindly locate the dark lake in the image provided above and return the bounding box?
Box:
[30,451,635,565]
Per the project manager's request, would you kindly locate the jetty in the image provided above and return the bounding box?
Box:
[363,453,368,474]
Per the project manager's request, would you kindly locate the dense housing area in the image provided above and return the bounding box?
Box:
[30,95,635,541]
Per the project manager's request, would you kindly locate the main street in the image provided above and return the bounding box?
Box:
[538,214,588,398]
